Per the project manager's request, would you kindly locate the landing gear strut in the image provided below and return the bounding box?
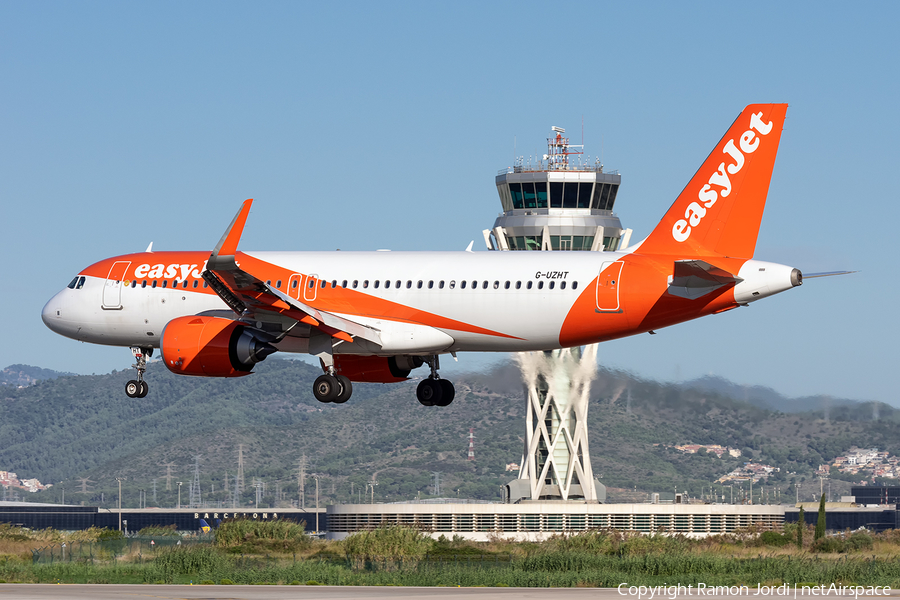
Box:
[125,346,152,398]
[416,355,454,407]
[314,356,353,404]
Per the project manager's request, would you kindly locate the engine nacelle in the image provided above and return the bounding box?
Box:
[334,355,424,383]
[160,316,276,377]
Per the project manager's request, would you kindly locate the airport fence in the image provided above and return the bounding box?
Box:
[31,535,213,565]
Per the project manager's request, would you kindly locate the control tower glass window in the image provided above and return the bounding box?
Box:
[592,183,619,210]
[509,235,542,251]
[521,182,536,208]
[509,183,524,209]
[563,182,578,208]
[578,183,593,209]
[549,182,563,208]
[535,182,548,208]
[606,184,619,210]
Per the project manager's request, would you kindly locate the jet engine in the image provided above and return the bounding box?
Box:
[334,355,424,383]
[160,316,276,377]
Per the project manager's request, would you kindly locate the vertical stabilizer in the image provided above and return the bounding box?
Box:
[638,104,787,258]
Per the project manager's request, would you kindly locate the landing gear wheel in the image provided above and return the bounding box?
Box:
[333,375,352,404]
[125,380,140,398]
[436,379,455,406]
[416,378,443,406]
[313,374,339,403]
[137,381,149,398]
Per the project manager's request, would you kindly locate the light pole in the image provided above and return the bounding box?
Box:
[313,475,320,533]
[177,482,183,509]
[115,477,124,531]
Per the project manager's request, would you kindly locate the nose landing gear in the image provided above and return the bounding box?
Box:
[125,346,151,398]
[416,355,455,407]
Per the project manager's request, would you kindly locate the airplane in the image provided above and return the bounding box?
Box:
[43,104,819,406]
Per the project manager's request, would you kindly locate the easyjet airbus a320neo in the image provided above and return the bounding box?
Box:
[43,104,810,406]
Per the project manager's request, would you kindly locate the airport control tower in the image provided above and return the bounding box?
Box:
[486,127,632,504]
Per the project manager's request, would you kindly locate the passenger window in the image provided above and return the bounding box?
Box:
[276,280,282,288]
[417,281,423,289]
[428,281,434,289]
[332,280,338,288]
[342,280,348,288]
[76,277,85,289]
[461,281,467,289]
[449,280,456,289]
[472,280,477,289]
[482,281,488,289]
[374,280,380,289]
[527,281,533,289]
[142,281,147,288]
[309,279,315,289]
[549,281,555,289]
[266,280,271,285]
[292,280,298,289]
[162,281,168,288]
[193,280,198,288]
[183,281,188,288]
[406,281,412,289]
[67,277,78,289]
[572,281,578,290]
[538,281,544,289]
[515,281,521,289]
[131,281,136,288]
[504,281,510,289]
[203,281,208,288]
[384,280,390,288]
[560,281,566,289]
[321,280,327,288]
[363,280,369,288]
[493,281,499,289]
[439,281,444,289]
[352,280,358,289]
[396,280,401,289]
[152,281,158,288]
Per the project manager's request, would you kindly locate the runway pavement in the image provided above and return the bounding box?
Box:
[0,585,897,600]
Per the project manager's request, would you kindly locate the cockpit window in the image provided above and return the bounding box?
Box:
[67,277,78,289]
[75,277,85,289]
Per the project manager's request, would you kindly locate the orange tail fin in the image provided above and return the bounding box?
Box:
[637,104,788,259]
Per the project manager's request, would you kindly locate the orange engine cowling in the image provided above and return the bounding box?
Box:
[160,316,276,377]
[334,355,424,383]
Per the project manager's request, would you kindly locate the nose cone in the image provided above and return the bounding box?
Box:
[42,290,69,336]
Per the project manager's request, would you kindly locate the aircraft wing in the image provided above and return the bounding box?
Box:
[202,199,383,346]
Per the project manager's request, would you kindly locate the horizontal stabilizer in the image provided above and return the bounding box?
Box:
[668,259,742,300]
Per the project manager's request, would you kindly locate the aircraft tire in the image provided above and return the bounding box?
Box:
[125,380,140,398]
[416,378,442,406]
[436,380,455,406]
[333,375,352,403]
[313,374,339,403]
[137,381,149,398]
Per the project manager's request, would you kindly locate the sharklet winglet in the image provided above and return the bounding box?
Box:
[208,199,253,270]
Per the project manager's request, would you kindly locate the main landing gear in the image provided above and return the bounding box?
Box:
[313,372,353,404]
[125,346,151,398]
[416,355,455,407]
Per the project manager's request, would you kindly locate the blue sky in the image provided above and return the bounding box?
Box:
[2,1,897,403]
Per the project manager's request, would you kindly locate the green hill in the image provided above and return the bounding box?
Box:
[1,358,896,509]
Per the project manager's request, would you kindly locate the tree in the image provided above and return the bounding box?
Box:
[814,493,826,540]
[797,506,805,548]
